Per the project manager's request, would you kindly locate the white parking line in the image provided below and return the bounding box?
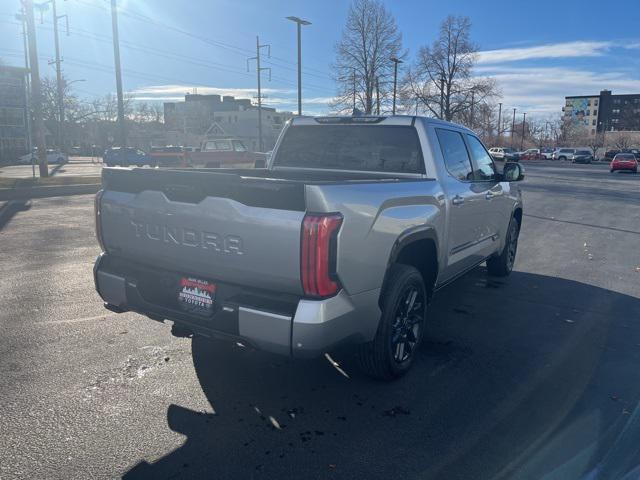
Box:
[43,313,118,325]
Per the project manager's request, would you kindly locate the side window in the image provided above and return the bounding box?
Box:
[214,140,232,151]
[466,135,496,181]
[435,129,473,181]
[232,140,247,152]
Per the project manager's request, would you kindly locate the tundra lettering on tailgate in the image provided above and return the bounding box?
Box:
[131,220,244,255]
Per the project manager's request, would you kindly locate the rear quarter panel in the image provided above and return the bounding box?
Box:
[305,180,445,295]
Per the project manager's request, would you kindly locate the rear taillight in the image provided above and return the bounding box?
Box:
[94,189,106,251]
[301,213,343,298]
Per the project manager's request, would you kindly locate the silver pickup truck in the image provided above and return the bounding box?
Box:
[93,116,524,379]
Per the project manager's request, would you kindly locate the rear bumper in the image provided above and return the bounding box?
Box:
[611,164,637,170]
[93,253,380,358]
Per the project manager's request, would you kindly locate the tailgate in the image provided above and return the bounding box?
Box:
[99,169,306,294]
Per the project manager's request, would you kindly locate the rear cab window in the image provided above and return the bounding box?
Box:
[273,125,425,174]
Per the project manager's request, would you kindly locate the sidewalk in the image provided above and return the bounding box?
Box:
[0,157,102,201]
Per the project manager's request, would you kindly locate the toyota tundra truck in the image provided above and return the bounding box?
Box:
[93,116,524,379]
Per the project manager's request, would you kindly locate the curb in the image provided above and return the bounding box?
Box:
[0,183,100,201]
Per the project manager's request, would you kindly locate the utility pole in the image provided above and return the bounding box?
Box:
[390,57,402,115]
[375,77,380,115]
[285,16,310,116]
[352,68,356,112]
[511,108,516,149]
[497,102,502,142]
[520,112,527,150]
[16,8,33,175]
[24,0,48,177]
[247,36,271,152]
[47,0,67,153]
[469,90,475,129]
[110,0,126,147]
[439,75,445,119]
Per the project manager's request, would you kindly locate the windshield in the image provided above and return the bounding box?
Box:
[274,125,424,173]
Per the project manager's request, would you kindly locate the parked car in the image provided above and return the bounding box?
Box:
[489,147,507,160]
[93,115,525,380]
[540,147,554,159]
[610,153,638,173]
[103,147,151,167]
[625,149,640,160]
[188,138,267,168]
[553,148,577,161]
[603,149,620,161]
[149,146,189,167]
[572,150,593,164]
[520,148,543,160]
[19,148,67,165]
[489,147,519,161]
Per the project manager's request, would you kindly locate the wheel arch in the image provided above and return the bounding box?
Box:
[381,228,439,308]
[513,206,523,229]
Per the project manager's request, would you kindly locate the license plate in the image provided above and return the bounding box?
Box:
[177,276,216,316]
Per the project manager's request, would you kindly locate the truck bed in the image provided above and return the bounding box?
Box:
[98,167,436,296]
[102,167,426,211]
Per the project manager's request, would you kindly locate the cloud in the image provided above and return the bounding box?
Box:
[475,66,640,115]
[477,41,613,64]
[128,84,333,114]
[129,84,294,98]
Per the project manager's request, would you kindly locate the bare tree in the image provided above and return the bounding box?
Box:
[586,136,603,158]
[403,16,497,123]
[614,134,634,150]
[330,0,404,114]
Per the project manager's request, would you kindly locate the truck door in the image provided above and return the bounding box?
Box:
[433,128,485,281]
[465,134,510,259]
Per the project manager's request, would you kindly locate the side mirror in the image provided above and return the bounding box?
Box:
[503,161,525,181]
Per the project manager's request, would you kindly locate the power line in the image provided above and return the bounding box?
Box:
[71,0,333,80]
[19,19,335,96]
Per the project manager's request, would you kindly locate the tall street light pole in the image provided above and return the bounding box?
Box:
[23,0,48,177]
[390,57,403,115]
[511,108,516,149]
[285,16,310,117]
[110,0,126,147]
[497,102,502,141]
[49,0,67,152]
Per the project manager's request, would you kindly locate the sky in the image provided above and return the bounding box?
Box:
[1,0,640,119]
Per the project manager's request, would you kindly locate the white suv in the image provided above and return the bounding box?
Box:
[489,147,519,161]
[553,148,576,161]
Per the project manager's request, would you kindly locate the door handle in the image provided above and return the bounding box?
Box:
[452,195,465,205]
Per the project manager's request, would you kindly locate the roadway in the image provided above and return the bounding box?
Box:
[1,161,639,479]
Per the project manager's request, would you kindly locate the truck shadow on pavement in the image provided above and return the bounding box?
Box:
[0,200,31,232]
[124,268,640,480]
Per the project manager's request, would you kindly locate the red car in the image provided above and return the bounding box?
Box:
[610,153,638,173]
[520,148,543,160]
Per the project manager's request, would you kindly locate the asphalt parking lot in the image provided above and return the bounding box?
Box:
[1,161,640,479]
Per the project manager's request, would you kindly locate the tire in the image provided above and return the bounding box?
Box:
[610,170,614,173]
[559,156,566,161]
[487,216,520,277]
[357,264,427,380]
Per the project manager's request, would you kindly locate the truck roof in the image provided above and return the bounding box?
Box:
[290,115,472,132]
